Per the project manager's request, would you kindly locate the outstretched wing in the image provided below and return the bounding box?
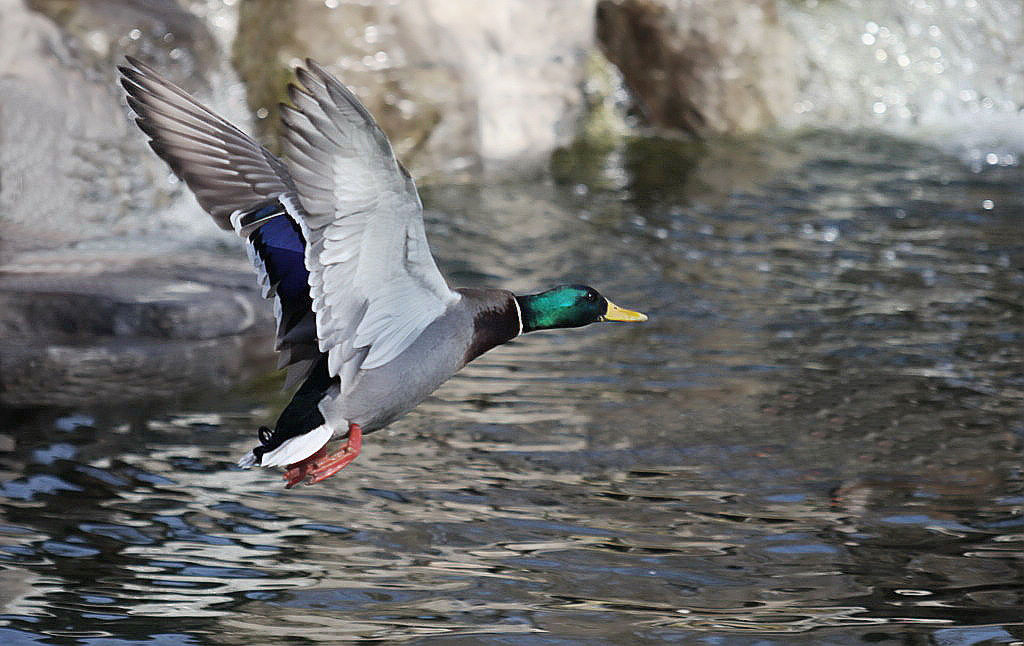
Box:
[280,60,459,388]
[119,57,293,228]
[119,58,320,387]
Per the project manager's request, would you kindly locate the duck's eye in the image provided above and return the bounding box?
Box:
[585,291,597,302]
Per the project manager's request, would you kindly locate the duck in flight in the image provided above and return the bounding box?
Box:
[118,57,647,487]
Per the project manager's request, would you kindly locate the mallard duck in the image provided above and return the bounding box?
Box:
[118,57,647,487]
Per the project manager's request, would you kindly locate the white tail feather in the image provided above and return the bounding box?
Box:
[239,425,334,468]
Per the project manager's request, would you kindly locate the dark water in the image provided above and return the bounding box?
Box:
[1,131,1022,644]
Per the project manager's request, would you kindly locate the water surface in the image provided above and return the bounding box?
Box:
[1,131,1022,644]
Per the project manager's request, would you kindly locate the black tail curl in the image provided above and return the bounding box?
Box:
[247,356,335,466]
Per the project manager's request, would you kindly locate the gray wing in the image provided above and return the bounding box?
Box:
[280,60,459,389]
[119,57,320,387]
[119,57,294,229]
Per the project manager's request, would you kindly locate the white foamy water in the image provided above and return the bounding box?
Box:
[782,0,1024,165]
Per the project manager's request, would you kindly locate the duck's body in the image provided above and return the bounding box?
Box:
[339,288,520,429]
[257,287,520,471]
[119,58,646,487]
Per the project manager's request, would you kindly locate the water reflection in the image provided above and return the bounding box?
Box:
[1,132,1022,644]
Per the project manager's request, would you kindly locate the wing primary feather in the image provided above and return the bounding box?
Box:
[120,59,329,385]
[120,58,301,228]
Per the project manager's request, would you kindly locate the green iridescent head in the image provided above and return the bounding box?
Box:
[515,285,647,333]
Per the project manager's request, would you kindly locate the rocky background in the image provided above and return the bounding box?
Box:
[1,0,1020,405]
[0,0,808,262]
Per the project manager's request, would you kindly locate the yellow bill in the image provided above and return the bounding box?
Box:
[602,300,648,322]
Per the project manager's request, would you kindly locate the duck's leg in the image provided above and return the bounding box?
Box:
[282,445,328,488]
[305,423,363,485]
[281,423,363,487]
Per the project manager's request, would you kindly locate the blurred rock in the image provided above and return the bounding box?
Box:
[0,0,246,262]
[233,0,600,178]
[0,259,276,407]
[26,0,220,75]
[0,273,261,341]
[0,1,272,407]
[596,0,796,136]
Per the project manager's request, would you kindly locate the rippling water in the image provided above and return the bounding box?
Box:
[2,131,1022,644]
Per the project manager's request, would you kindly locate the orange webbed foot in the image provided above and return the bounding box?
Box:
[282,423,363,488]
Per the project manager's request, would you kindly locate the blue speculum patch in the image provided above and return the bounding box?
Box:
[250,213,310,318]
